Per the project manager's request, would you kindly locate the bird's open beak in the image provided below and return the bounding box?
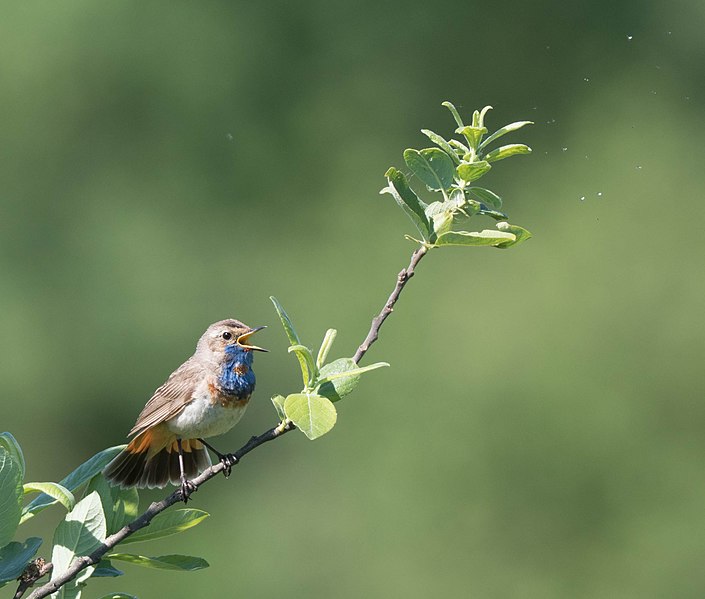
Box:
[237,326,268,352]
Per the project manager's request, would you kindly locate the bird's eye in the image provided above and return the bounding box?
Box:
[222,331,232,340]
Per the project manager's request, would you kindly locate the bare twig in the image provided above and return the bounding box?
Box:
[353,245,428,364]
[26,244,429,599]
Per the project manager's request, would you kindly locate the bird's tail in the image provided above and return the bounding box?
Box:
[103,428,212,489]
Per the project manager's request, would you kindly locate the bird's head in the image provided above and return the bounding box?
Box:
[198,319,268,356]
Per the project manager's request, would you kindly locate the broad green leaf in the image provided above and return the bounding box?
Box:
[107,553,209,571]
[269,296,301,346]
[441,101,465,128]
[288,344,317,388]
[403,148,455,191]
[434,229,516,247]
[51,491,106,598]
[85,474,138,535]
[317,358,357,401]
[421,129,460,164]
[381,167,431,240]
[317,359,389,401]
[97,594,138,599]
[0,433,25,479]
[23,482,75,513]
[484,143,532,163]
[424,201,453,236]
[22,445,124,524]
[92,559,124,577]
[495,222,533,248]
[316,329,337,369]
[271,395,287,420]
[456,161,491,183]
[0,447,23,546]
[466,187,502,210]
[479,120,533,150]
[284,393,337,440]
[456,125,487,150]
[119,509,209,545]
[0,537,42,584]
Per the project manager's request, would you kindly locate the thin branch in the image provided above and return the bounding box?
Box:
[353,244,428,364]
[26,243,430,599]
[25,422,295,599]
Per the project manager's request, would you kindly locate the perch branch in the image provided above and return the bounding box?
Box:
[24,244,429,599]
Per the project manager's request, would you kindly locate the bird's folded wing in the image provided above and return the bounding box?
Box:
[128,358,204,437]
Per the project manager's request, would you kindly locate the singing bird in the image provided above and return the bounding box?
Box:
[103,319,267,501]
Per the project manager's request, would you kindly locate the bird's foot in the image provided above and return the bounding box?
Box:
[220,454,238,478]
[179,478,198,504]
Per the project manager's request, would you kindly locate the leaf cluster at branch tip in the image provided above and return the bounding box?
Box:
[381,101,533,249]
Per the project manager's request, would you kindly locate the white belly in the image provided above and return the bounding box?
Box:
[166,392,248,439]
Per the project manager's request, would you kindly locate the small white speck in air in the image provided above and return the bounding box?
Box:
[580,196,586,201]
[627,35,633,40]
[562,147,568,152]
[597,192,603,197]
[636,165,643,170]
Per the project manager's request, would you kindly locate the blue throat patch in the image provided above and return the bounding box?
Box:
[219,344,256,398]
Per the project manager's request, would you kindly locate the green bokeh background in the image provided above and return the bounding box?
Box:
[2,1,704,597]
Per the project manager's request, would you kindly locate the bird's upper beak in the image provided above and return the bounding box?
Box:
[237,326,268,352]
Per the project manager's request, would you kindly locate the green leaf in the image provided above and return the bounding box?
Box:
[92,559,124,577]
[495,222,533,248]
[119,509,209,545]
[483,143,532,163]
[456,125,487,150]
[316,328,337,369]
[271,395,287,420]
[97,594,138,599]
[284,393,337,440]
[477,105,493,129]
[434,229,516,247]
[316,357,357,401]
[85,474,138,535]
[288,344,317,388]
[424,201,454,236]
[51,491,107,597]
[23,482,75,513]
[22,445,124,524]
[317,359,389,401]
[270,297,313,386]
[269,296,301,346]
[441,101,465,128]
[0,537,42,584]
[107,553,209,571]
[0,433,25,479]
[456,161,491,183]
[403,148,455,191]
[421,130,461,164]
[479,120,533,150]
[0,447,23,547]
[381,167,431,240]
[466,187,502,211]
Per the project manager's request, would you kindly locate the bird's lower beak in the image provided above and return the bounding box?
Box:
[237,326,268,352]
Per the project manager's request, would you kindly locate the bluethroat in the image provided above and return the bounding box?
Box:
[104,319,267,501]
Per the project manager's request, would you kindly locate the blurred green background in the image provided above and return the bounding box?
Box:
[2,1,704,597]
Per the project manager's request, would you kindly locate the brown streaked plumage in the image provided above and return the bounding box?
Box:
[103,319,267,501]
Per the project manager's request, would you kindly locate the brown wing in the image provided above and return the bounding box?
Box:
[128,357,204,437]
